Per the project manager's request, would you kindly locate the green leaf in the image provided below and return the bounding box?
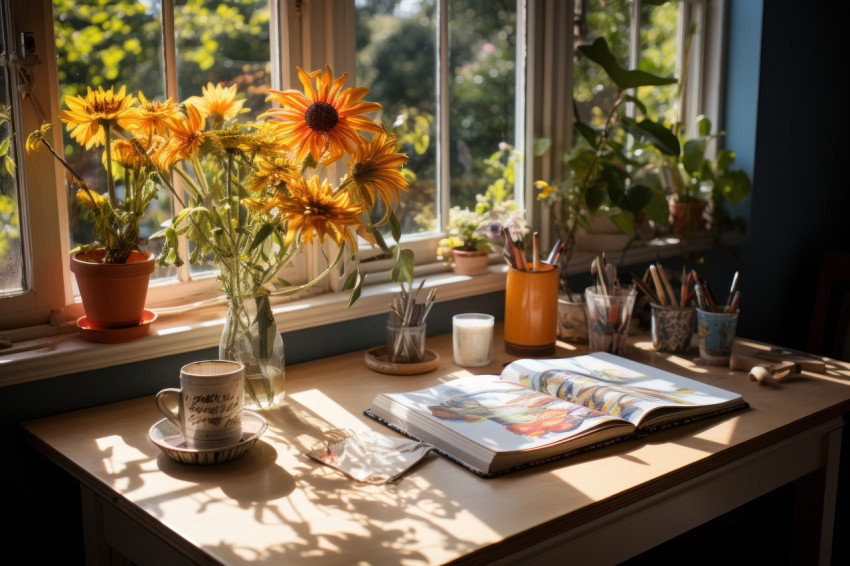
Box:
[697,115,712,137]
[277,278,292,287]
[533,137,551,156]
[585,185,607,212]
[644,187,671,226]
[623,118,680,156]
[621,94,647,117]
[390,246,415,284]
[574,120,599,149]
[716,148,736,171]
[346,274,363,308]
[607,211,635,236]
[682,139,707,176]
[717,170,752,205]
[578,38,677,89]
[247,222,275,253]
[342,269,358,291]
[389,210,402,243]
[620,184,653,213]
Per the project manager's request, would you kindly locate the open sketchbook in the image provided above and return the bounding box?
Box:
[364,352,748,477]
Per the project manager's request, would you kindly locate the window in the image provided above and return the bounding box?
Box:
[1,0,725,335]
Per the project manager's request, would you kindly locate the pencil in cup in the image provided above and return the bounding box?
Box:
[585,285,637,356]
[386,317,427,363]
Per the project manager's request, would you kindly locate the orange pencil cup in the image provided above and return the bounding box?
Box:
[504,265,559,356]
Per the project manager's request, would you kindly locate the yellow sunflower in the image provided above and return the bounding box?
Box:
[59,85,135,149]
[534,180,555,200]
[185,82,246,126]
[346,130,408,219]
[263,66,383,165]
[247,155,300,194]
[126,92,179,137]
[76,188,106,210]
[153,104,206,168]
[274,175,363,249]
[110,138,146,169]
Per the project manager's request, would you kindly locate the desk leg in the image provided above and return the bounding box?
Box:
[80,484,110,566]
[792,425,842,566]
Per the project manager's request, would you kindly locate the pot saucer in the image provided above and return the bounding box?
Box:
[364,346,440,375]
[76,309,156,343]
[149,411,268,465]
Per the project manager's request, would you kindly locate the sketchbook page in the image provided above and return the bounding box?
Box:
[500,354,743,427]
[374,375,631,457]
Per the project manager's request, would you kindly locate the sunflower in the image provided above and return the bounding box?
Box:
[76,188,106,210]
[153,104,206,168]
[273,175,363,249]
[127,92,179,137]
[59,85,135,149]
[346,130,408,219]
[534,180,555,200]
[185,82,246,126]
[263,66,383,165]
[247,155,300,194]
[110,138,147,169]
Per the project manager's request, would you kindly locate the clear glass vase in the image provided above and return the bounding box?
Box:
[219,294,286,410]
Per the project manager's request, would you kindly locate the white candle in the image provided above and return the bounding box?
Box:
[452,313,495,367]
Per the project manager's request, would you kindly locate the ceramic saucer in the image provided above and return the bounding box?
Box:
[149,411,268,465]
[77,309,157,343]
[364,346,440,375]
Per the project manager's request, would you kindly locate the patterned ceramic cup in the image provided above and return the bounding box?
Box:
[650,303,696,353]
[696,308,739,365]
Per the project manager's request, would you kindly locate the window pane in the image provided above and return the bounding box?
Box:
[448,0,517,210]
[574,0,632,129]
[638,1,679,123]
[53,0,175,282]
[0,17,25,295]
[356,0,439,237]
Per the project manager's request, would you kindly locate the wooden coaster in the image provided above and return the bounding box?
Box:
[364,346,440,375]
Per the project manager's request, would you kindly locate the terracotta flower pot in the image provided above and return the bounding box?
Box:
[669,198,707,235]
[70,249,156,328]
[451,249,490,276]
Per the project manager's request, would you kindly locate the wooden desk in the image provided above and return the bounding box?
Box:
[20,326,850,565]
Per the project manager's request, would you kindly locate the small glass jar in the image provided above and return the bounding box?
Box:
[386,318,427,363]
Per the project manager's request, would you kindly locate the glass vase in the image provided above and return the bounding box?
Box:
[219,294,286,410]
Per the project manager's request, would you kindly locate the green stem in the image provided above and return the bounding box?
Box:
[104,122,117,208]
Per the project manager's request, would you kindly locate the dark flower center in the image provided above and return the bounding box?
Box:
[304,102,339,133]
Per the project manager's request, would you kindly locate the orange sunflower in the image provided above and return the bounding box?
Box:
[185,82,246,126]
[246,155,300,194]
[127,92,179,137]
[263,66,383,165]
[59,85,135,149]
[346,130,408,219]
[153,104,206,168]
[273,175,363,249]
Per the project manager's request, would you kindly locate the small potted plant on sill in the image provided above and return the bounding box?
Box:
[662,115,752,236]
[437,206,492,276]
[26,86,161,336]
[534,37,678,342]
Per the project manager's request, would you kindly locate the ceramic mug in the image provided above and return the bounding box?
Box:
[504,265,559,356]
[155,360,245,450]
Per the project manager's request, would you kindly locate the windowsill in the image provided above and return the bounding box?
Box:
[0,232,740,387]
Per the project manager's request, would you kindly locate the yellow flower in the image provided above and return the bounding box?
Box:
[127,92,179,136]
[247,155,299,194]
[25,123,52,156]
[59,85,135,149]
[110,138,147,168]
[275,175,363,249]
[76,188,106,209]
[154,104,206,168]
[534,180,554,200]
[263,66,383,165]
[241,121,290,156]
[185,82,246,125]
[346,131,408,219]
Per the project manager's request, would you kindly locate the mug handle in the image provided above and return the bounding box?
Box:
[155,388,184,435]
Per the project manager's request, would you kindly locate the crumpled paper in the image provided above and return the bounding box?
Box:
[306,430,433,484]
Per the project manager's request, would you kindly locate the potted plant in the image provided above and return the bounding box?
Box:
[662,115,752,235]
[437,206,492,275]
[534,37,678,340]
[26,86,161,335]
